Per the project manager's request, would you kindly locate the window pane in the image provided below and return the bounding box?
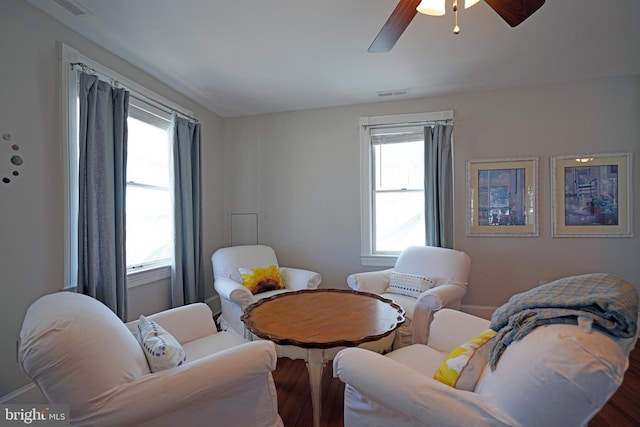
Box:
[374,140,424,191]
[126,186,172,266]
[127,117,170,187]
[374,191,425,253]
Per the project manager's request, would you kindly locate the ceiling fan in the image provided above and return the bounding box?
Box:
[368,0,545,53]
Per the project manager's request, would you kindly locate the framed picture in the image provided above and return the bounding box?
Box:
[466,157,538,236]
[551,152,633,237]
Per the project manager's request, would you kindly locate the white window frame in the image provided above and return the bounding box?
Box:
[60,43,193,289]
[359,110,454,267]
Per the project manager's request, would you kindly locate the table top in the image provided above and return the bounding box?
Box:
[241,289,405,349]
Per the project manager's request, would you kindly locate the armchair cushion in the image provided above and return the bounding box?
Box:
[137,315,187,372]
[239,265,285,294]
[387,271,436,298]
[433,329,495,390]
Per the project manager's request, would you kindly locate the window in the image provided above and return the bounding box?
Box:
[371,126,425,253]
[359,111,454,267]
[126,101,172,269]
[61,44,193,288]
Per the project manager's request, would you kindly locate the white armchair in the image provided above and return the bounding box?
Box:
[334,308,637,427]
[212,244,321,337]
[347,245,470,348]
[19,292,283,427]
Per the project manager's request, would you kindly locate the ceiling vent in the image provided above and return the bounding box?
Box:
[53,0,92,17]
[376,89,410,98]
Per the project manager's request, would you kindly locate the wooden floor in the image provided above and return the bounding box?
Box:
[589,343,640,427]
[273,344,640,427]
[273,358,344,427]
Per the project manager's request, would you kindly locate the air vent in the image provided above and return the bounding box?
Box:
[53,0,92,17]
[376,89,410,98]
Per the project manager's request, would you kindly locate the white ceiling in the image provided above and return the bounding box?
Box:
[27,0,640,118]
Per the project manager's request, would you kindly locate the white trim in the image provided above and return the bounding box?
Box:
[358,110,454,264]
[60,43,189,289]
[359,110,454,128]
[60,44,193,118]
[359,123,373,259]
[205,294,221,316]
[360,255,397,268]
[60,42,78,289]
[127,264,171,288]
[0,383,40,404]
[460,304,498,320]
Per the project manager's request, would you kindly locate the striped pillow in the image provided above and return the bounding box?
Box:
[386,271,436,298]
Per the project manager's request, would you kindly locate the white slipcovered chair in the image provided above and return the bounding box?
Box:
[334,307,637,427]
[212,244,321,337]
[347,245,470,348]
[19,292,283,427]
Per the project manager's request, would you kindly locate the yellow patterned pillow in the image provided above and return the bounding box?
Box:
[434,329,496,391]
[239,265,285,295]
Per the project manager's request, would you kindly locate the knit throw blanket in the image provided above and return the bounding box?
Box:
[488,273,638,371]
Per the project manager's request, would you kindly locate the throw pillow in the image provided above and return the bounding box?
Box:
[137,315,187,372]
[386,271,436,298]
[434,329,496,391]
[239,264,285,295]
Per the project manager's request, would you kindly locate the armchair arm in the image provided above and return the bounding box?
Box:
[126,303,218,344]
[279,267,321,291]
[77,341,279,427]
[412,284,468,345]
[346,269,393,295]
[333,348,515,427]
[214,277,254,308]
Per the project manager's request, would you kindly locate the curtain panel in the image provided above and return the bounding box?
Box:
[424,124,454,248]
[77,72,129,320]
[172,115,204,306]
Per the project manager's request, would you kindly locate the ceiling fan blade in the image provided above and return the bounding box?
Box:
[484,0,545,27]
[368,0,422,53]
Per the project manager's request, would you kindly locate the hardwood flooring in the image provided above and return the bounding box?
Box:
[272,344,639,427]
[272,358,344,427]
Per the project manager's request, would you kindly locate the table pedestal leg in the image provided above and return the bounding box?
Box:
[306,349,325,427]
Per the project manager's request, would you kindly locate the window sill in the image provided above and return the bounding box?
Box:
[61,265,171,292]
[127,264,171,288]
[360,255,397,268]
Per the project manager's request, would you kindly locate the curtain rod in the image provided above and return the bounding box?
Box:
[71,62,198,123]
[364,119,452,130]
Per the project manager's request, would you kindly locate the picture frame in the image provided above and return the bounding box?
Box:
[466,157,538,237]
[551,152,633,237]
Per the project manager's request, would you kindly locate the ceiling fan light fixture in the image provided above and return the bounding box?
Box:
[417,0,446,16]
[464,0,481,8]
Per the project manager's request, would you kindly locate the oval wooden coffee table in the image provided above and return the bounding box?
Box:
[241,289,405,427]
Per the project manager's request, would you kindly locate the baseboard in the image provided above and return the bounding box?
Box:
[205,294,221,316]
[460,304,498,320]
[0,382,46,404]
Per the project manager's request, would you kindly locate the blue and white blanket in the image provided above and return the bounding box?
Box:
[488,273,638,370]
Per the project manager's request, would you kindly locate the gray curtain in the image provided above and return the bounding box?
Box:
[424,124,454,248]
[77,73,129,320]
[172,115,204,306]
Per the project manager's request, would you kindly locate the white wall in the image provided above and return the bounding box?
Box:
[2,0,639,404]
[223,77,640,311]
[0,0,224,398]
